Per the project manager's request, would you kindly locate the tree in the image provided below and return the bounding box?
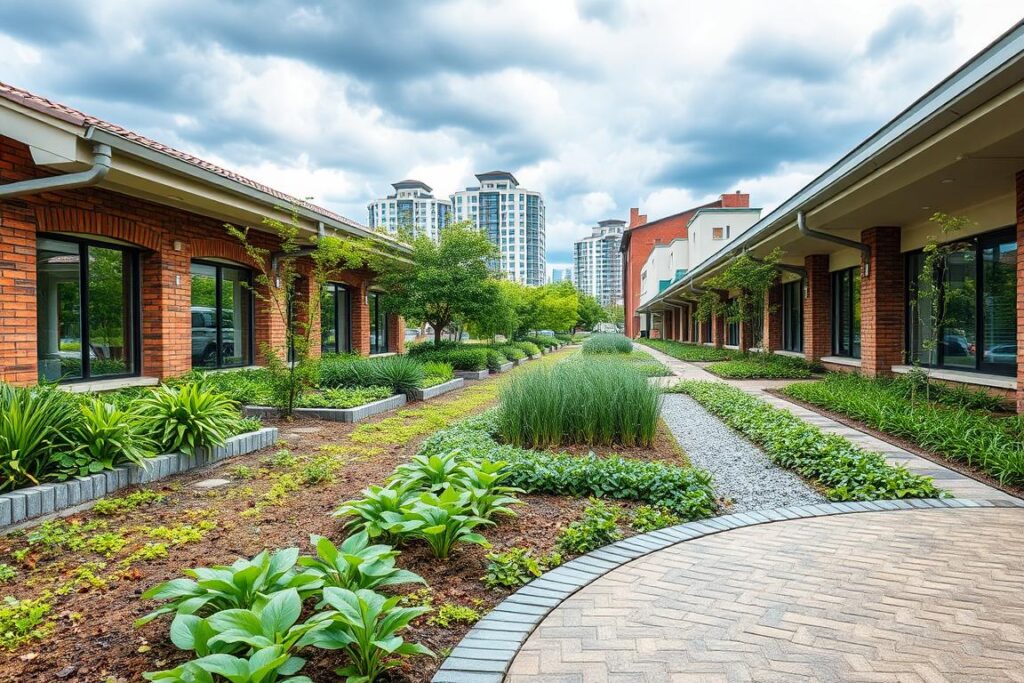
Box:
[531,281,580,333]
[227,207,378,416]
[377,221,500,344]
[575,293,605,331]
[602,303,625,328]
[467,279,519,340]
[694,250,781,349]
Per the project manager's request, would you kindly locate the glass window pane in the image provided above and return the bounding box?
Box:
[941,249,977,369]
[338,286,350,352]
[368,292,378,353]
[321,285,337,354]
[220,266,251,368]
[37,238,82,381]
[88,246,133,377]
[982,238,1016,371]
[851,269,861,359]
[907,252,935,365]
[191,263,218,368]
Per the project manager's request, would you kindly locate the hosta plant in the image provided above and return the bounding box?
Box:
[143,645,312,683]
[455,460,522,520]
[333,484,417,539]
[390,451,466,492]
[300,587,433,683]
[139,382,239,455]
[556,499,623,555]
[136,548,319,626]
[381,488,492,559]
[297,533,424,594]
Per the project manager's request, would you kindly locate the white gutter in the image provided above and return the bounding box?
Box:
[0,139,111,198]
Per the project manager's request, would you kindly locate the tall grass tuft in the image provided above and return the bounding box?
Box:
[497,357,660,448]
[581,333,632,355]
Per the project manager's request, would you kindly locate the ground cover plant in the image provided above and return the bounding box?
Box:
[616,350,672,377]
[639,338,740,362]
[704,353,817,379]
[407,342,490,371]
[497,357,661,448]
[581,333,632,354]
[672,380,942,500]
[783,373,1024,486]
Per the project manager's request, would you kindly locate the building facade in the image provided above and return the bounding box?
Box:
[0,82,406,389]
[621,192,751,337]
[549,267,573,283]
[367,179,451,241]
[637,22,1024,412]
[574,219,624,305]
[451,171,546,285]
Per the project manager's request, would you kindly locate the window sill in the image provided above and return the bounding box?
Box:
[370,352,397,358]
[61,376,160,393]
[891,365,1017,390]
[820,355,862,368]
[202,365,262,374]
[724,345,739,350]
[774,350,804,359]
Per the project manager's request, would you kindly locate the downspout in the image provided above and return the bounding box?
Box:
[797,210,870,277]
[0,142,112,199]
[741,248,807,278]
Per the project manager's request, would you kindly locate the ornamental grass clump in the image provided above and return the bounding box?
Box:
[497,358,660,448]
[581,333,632,354]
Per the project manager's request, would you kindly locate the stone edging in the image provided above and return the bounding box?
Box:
[244,394,407,422]
[431,497,1024,683]
[0,427,279,530]
[409,378,466,401]
[454,369,489,381]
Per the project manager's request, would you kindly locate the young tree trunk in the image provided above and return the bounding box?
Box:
[434,323,444,345]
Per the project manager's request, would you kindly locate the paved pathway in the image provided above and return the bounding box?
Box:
[640,344,1017,502]
[505,506,1024,682]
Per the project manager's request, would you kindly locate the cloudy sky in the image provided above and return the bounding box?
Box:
[1,1,1020,273]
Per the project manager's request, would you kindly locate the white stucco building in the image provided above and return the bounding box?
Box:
[574,219,624,306]
[368,180,452,240]
[451,171,546,286]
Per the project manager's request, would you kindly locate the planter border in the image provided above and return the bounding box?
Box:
[431,497,1024,682]
[244,393,406,422]
[454,369,489,381]
[409,378,465,401]
[0,427,279,530]
[496,361,514,373]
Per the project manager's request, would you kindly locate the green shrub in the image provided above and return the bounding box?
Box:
[0,383,81,492]
[556,499,622,554]
[170,368,274,406]
[138,383,239,455]
[483,547,561,589]
[673,380,942,500]
[364,355,426,395]
[420,414,716,519]
[58,398,156,478]
[413,348,489,371]
[494,345,526,361]
[380,488,492,559]
[143,645,313,682]
[497,358,660,448]
[519,335,557,349]
[705,358,813,379]
[639,339,739,362]
[629,505,680,532]
[513,341,541,357]
[318,353,371,389]
[784,373,1024,486]
[233,416,263,436]
[295,386,392,409]
[581,333,632,354]
[420,361,454,387]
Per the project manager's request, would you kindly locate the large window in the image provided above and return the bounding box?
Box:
[906,228,1016,375]
[832,267,861,358]
[191,261,253,369]
[782,280,803,353]
[368,291,388,354]
[36,236,140,382]
[726,317,739,347]
[321,283,351,355]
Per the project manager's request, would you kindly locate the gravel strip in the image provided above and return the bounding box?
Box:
[661,393,825,512]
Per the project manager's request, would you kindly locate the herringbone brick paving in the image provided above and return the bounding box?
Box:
[505,508,1024,682]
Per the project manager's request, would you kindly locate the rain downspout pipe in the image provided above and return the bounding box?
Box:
[0,142,112,199]
[740,248,807,278]
[796,210,870,277]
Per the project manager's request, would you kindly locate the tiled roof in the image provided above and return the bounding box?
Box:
[0,81,390,240]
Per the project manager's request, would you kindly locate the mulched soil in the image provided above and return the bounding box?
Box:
[766,388,1024,501]
[0,349,675,683]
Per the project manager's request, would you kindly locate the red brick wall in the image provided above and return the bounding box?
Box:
[860,226,903,377]
[711,311,725,348]
[387,312,404,354]
[1016,170,1024,413]
[803,254,831,362]
[0,136,382,384]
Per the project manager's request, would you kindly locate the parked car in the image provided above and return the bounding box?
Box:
[405,327,420,342]
[191,306,234,366]
[537,330,555,337]
[984,344,1016,364]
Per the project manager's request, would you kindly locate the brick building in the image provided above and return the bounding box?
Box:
[637,21,1024,412]
[0,83,407,390]
[620,192,750,337]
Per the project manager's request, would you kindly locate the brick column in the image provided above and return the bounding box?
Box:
[804,254,831,362]
[253,280,287,364]
[143,237,191,379]
[667,309,676,340]
[387,314,405,354]
[763,282,783,353]
[0,201,38,385]
[711,312,725,348]
[1016,171,1024,414]
[739,318,752,353]
[351,281,370,356]
[860,226,903,377]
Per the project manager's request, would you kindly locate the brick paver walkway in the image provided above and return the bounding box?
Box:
[506,507,1024,682]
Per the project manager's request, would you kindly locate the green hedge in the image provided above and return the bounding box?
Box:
[783,373,1024,486]
[671,380,942,501]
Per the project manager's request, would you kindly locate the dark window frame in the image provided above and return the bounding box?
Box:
[321,282,352,355]
[191,259,255,369]
[831,267,861,358]
[782,279,804,353]
[37,233,142,383]
[368,290,389,355]
[903,226,1016,377]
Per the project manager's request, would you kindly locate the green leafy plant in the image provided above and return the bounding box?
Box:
[300,587,434,683]
[581,333,632,354]
[483,547,561,589]
[138,383,239,455]
[143,645,313,683]
[0,383,81,492]
[638,338,739,362]
[297,532,425,593]
[455,459,522,520]
[629,505,680,532]
[57,398,156,477]
[381,488,492,559]
[428,602,481,628]
[0,593,53,649]
[136,548,319,626]
[556,499,623,554]
[294,386,392,409]
[92,489,166,515]
[334,484,417,539]
[390,451,466,492]
[0,563,16,584]
[513,341,541,357]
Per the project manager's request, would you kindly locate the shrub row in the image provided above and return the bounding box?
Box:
[419,412,717,520]
[639,338,739,362]
[705,358,814,379]
[671,381,942,501]
[581,333,632,354]
[783,373,1024,486]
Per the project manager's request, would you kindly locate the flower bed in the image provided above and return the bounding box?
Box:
[670,380,942,501]
[783,373,1024,486]
[704,356,815,379]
